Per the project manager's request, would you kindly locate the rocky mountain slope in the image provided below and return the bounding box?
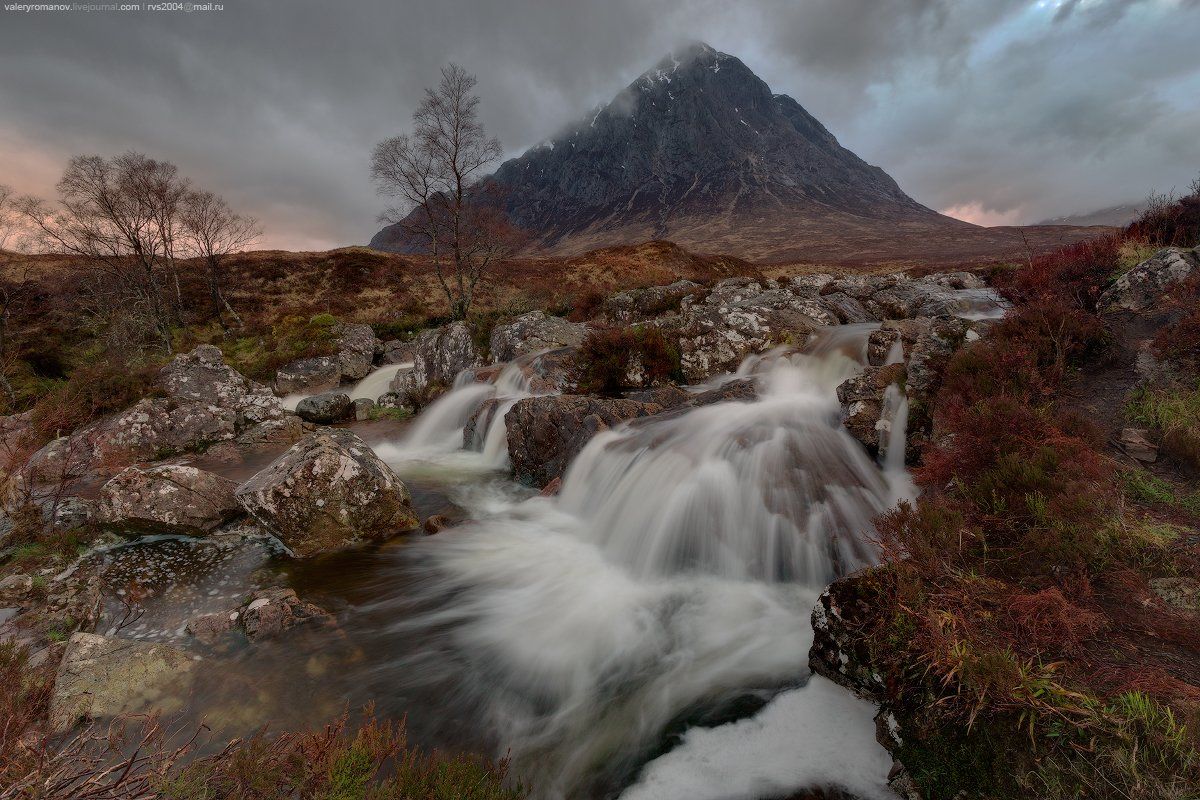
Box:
[370,42,949,256]
[371,43,1107,264]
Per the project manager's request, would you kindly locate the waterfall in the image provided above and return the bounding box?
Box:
[365,326,906,800]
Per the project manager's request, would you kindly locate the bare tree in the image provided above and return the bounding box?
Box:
[0,184,15,253]
[180,189,259,328]
[371,63,516,319]
[15,154,178,352]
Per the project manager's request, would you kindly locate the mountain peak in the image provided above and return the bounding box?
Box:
[372,46,954,262]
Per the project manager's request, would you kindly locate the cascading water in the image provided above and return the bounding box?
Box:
[365,325,911,800]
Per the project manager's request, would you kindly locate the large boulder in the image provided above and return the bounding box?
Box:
[678,305,817,383]
[392,321,482,398]
[295,391,353,424]
[1100,247,1200,313]
[50,633,199,733]
[489,312,587,363]
[235,429,418,557]
[506,395,665,486]
[273,356,341,396]
[336,323,378,381]
[96,464,240,536]
[158,345,283,426]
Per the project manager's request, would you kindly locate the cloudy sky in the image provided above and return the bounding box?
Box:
[2,0,1198,249]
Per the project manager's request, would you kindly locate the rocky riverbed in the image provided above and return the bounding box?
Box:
[8,249,1193,799]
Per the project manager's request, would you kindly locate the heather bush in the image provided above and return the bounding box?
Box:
[571,325,681,393]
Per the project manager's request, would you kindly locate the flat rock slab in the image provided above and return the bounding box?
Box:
[50,632,199,733]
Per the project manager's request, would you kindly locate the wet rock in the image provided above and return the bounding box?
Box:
[1100,247,1200,313]
[925,270,986,290]
[489,311,587,362]
[820,292,876,324]
[539,477,562,496]
[625,384,692,408]
[602,280,702,323]
[240,587,333,639]
[185,609,238,645]
[296,391,353,424]
[810,568,889,701]
[1150,577,1200,612]
[97,464,241,536]
[50,632,199,732]
[423,515,452,534]
[393,321,482,398]
[274,356,341,396]
[1120,428,1158,463]
[50,496,96,531]
[836,364,906,453]
[235,415,311,447]
[867,329,902,367]
[379,339,415,365]
[904,317,969,412]
[352,398,375,421]
[375,392,411,412]
[507,395,664,486]
[678,305,815,383]
[336,323,378,381]
[235,429,418,557]
[463,398,503,450]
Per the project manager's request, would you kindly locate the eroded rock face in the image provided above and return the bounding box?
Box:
[296,391,353,424]
[393,321,482,398]
[186,587,333,644]
[274,356,341,396]
[235,429,418,557]
[836,364,906,454]
[506,395,664,486]
[50,633,199,732]
[1100,247,1200,313]
[904,317,969,414]
[97,464,240,536]
[489,312,587,363]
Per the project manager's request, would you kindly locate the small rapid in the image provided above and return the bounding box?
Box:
[362,325,910,799]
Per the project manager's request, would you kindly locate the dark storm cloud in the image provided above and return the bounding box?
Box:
[1,0,1197,246]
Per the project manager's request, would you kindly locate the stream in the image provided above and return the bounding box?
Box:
[90,323,915,800]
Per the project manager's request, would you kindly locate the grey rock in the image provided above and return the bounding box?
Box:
[352,398,375,422]
[867,329,902,367]
[836,364,906,453]
[1120,429,1158,463]
[602,280,702,324]
[50,633,199,733]
[188,587,332,644]
[336,323,378,381]
[1101,247,1200,313]
[296,391,353,424]
[506,395,664,486]
[235,429,418,557]
[1150,577,1200,612]
[97,464,241,536]
[489,311,587,362]
[393,321,482,398]
[379,339,415,365]
[273,356,341,396]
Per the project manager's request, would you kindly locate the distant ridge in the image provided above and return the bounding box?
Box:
[1036,203,1143,228]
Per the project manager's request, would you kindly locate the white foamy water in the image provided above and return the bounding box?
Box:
[368,327,910,799]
